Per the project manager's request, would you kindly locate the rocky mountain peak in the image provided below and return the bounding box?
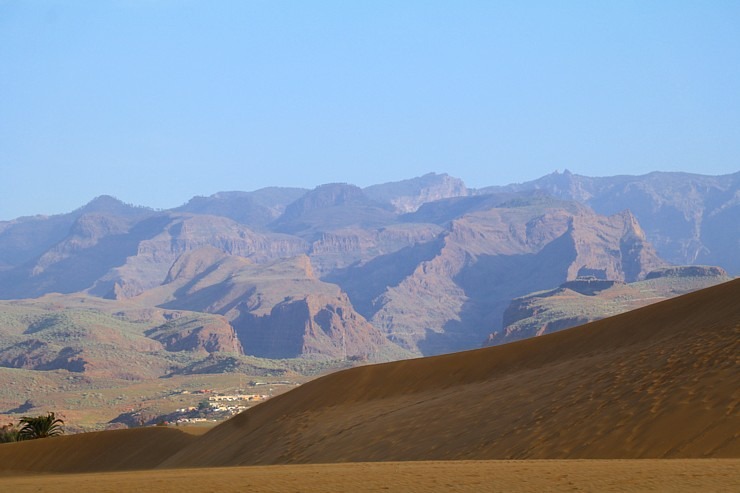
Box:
[77,195,152,217]
[282,183,373,216]
[364,173,469,213]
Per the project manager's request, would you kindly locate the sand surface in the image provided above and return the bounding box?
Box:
[0,427,197,473]
[1,460,738,492]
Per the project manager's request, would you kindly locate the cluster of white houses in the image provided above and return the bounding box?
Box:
[172,393,269,424]
[207,393,267,402]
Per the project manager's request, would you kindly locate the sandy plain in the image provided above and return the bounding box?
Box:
[1,460,739,492]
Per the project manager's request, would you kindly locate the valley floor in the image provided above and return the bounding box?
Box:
[1,459,738,492]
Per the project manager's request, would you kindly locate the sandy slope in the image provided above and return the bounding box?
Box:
[1,460,739,492]
[0,427,196,473]
[165,278,739,466]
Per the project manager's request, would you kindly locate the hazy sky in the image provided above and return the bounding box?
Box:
[1,1,738,219]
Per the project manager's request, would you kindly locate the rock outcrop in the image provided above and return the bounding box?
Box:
[488,266,732,345]
[134,249,410,361]
[0,340,88,373]
[146,315,243,354]
[645,265,729,279]
[232,293,408,360]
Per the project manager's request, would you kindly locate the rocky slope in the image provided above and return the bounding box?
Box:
[133,248,410,361]
[330,195,665,354]
[481,170,740,274]
[0,212,309,300]
[0,171,734,359]
[0,196,154,273]
[145,315,244,354]
[488,265,732,345]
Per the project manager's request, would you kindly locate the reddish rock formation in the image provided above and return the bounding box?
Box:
[146,315,243,354]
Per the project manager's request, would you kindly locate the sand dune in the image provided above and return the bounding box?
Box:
[0,279,737,478]
[0,427,196,474]
[164,278,740,466]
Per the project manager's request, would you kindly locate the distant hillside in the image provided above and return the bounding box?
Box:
[0,196,154,271]
[480,170,740,274]
[364,172,468,213]
[0,295,242,379]
[487,265,732,345]
[328,194,665,354]
[0,292,358,430]
[174,187,307,229]
[136,249,410,361]
[0,171,735,359]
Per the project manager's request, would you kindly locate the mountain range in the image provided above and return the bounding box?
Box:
[0,170,737,361]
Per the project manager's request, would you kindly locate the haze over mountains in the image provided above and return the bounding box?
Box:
[0,171,737,361]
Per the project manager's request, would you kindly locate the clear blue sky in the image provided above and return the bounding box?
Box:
[1,1,738,219]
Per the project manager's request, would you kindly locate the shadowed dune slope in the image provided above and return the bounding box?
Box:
[0,427,197,473]
[164,278,740,466]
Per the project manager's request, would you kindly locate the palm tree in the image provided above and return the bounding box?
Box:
[18,412,64,440]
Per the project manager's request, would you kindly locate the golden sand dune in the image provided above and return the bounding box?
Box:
[0,427,196,474]
[164,278,740,466]
[0,279,737,481]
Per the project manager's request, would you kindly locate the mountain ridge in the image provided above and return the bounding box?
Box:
[0,170,735,359]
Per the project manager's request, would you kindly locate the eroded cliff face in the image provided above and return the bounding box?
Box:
[308,224,443,274]
[146,315,243,354]
[338,201,665,355]
[232,293,408,361]
[0,212,309,300]
[124,250,409,360]
[486,170,740,274]
[564,210,665,283]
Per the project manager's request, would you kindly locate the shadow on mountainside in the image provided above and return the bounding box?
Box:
[418,231,576,355]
